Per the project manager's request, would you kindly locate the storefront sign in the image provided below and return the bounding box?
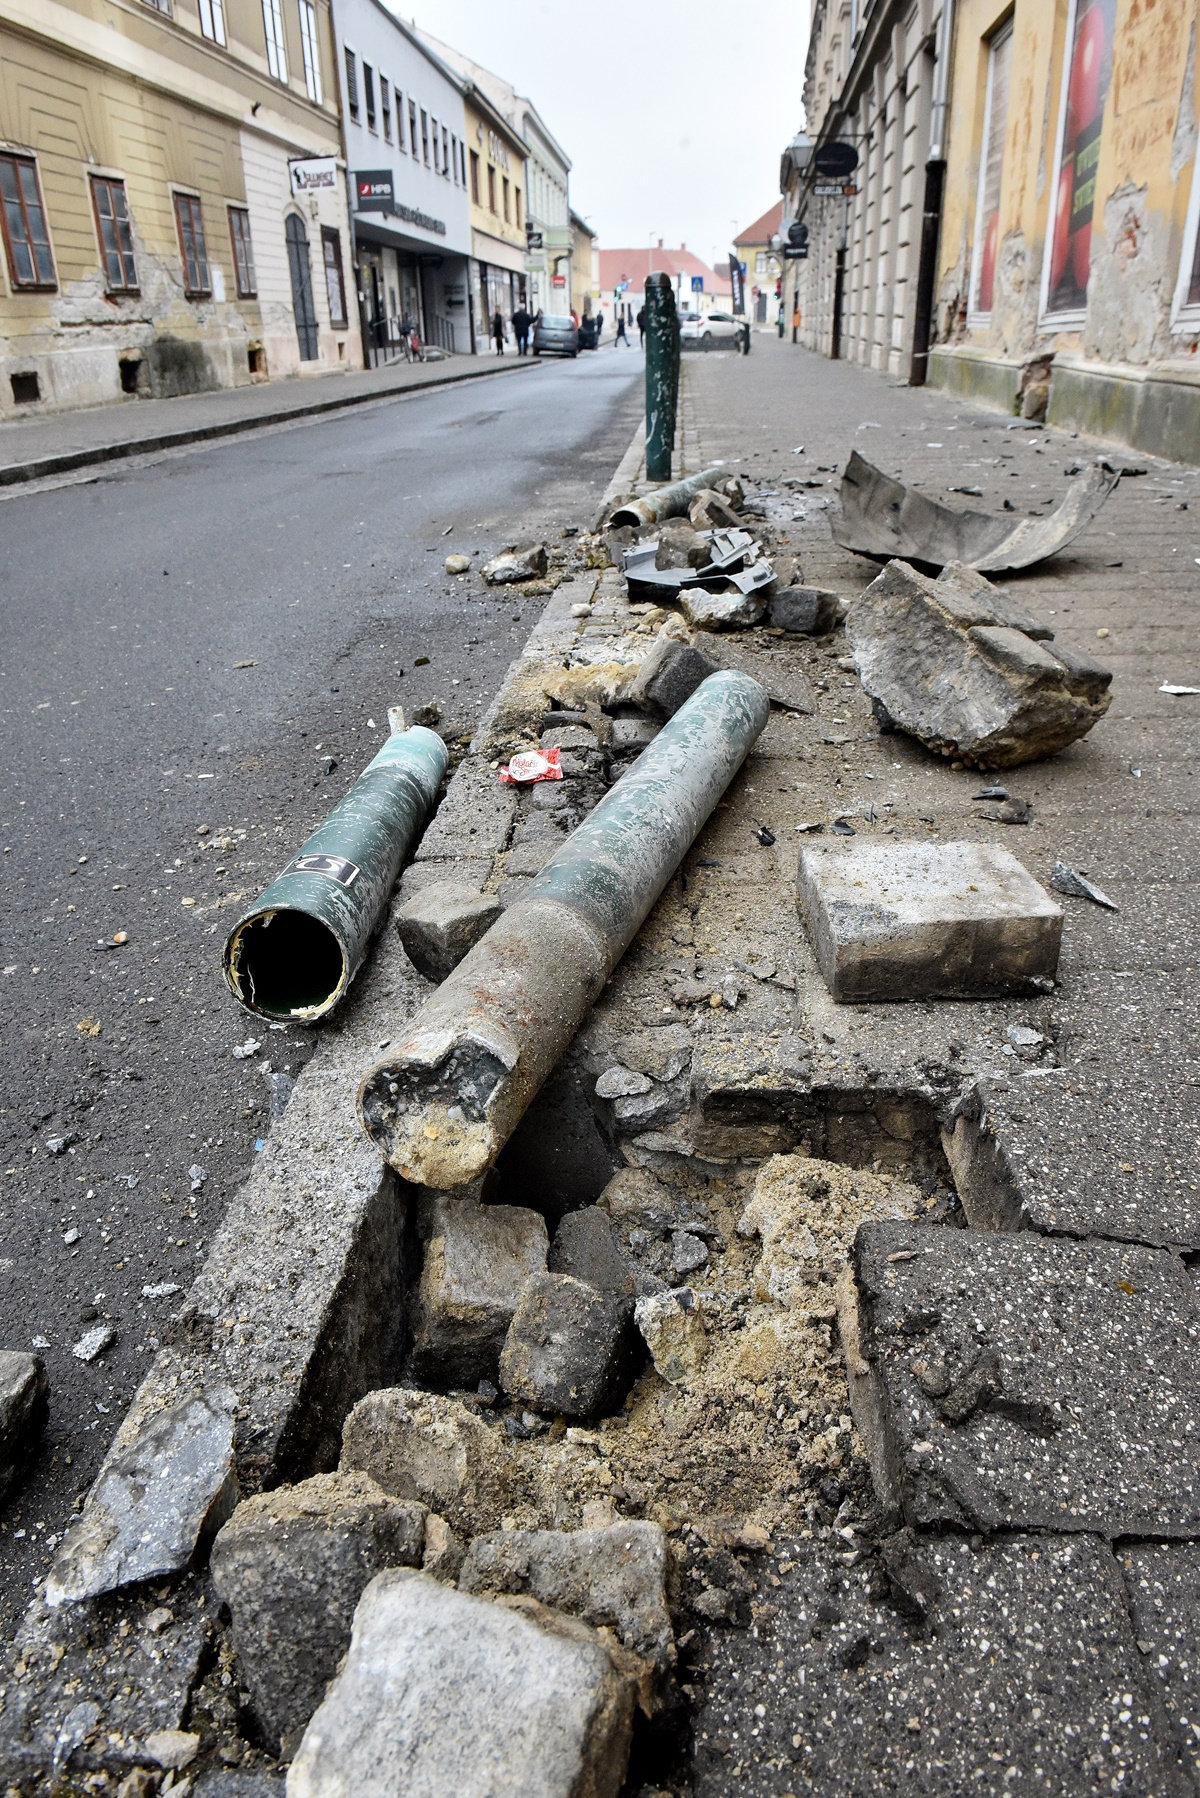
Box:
[355,170,394,211]
[290,157,338,195]
[729,253,745,316]
[526,230,544,250]
[813,140,859,178]
[551,273,566,287]
[393,202,446,236]
[812,181,858,197]
[1046,0,1117,314]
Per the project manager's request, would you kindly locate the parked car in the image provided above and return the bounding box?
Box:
[532,313,579,357]
[680,309,743,348]
[578,314,602,350]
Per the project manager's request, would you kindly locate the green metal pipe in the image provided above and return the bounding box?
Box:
[357,670,769,1188]
[224,726,448,1022]
[607,464,728,530]
[644,272,678,483]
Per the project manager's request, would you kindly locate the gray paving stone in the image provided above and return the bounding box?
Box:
[499,1274,636,1418]
[340,1389,509,1537]
[797,837,1062,1001]
[411,1196,548,1386]
[394,881,502,983]
[548,1207,635,1296]
[626,636,720,719]
[692,1533,1185,1796]
[1122,1543,1200,1790]
[413,756,517,863]
[847,1220,1200,1538]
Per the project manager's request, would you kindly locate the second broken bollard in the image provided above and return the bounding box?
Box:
[224,726,448,1022]
[357,671,770,1187]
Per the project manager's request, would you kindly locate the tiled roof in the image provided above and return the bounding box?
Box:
[598,246,730,292]
[735,200,783,246]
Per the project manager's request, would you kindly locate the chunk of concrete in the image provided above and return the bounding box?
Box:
[210,1471,426,1752]
[691,1533,1181,1795]
[847,558,1112,766]
[687,491,746,532]
[738,1152,923,1309]
[340,1389,508,1536]
[395,883,502,984]
[549,1208,635,1297]
[46,1389,237,1605]
[766,586,841,635]
[287,1571,634,1798]
[846,1220,1200,1538]
[677,586,766,631]
[412,1197,548,1386]
[482,543,548,585]
[797,838,1062,1002]
[634,1288,707,1385]
[499,1275,637,1419]
[1121,1543,1200,1787]
[459,1521,673,1672]
[626,636,720,720]
[0,1351,48,1501]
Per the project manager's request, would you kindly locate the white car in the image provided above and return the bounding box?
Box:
[679,309,744,348]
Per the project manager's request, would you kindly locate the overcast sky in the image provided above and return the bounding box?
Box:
[402,2,809,267]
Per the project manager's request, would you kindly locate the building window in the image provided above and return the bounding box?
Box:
[262,0,288,82]
[0,153,56,290]
[970,21,1012,318]
[90,175,138,294]
[514,185,522,229]
[502,176,509,222]
[420,109,429,164]
[469,149,480,203]
[322,225,347,327]
[173,191,210,296]
[487,164,496,213]
[363,62,376,130]
[298,0,322,102]
[442,126,449,178]
[395,88,405,150]
[141,0,172,13]
[197,0,226,43]
[1042,0,1117,320]
[381,79,391,141]
[430,116,439,171]
[344,47,359,119]
[409,98,417,156]
[228,204,256,296]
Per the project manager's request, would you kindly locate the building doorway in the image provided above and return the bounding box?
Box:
[285,213,319,362]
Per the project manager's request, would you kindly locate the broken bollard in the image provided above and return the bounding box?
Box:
[608,466,730,530]
[357,671,769,1187]
[224,725,448,1022]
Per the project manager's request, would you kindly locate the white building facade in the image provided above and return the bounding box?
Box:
[331,0,471,356]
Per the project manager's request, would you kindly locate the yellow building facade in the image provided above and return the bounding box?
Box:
[459,84,525,350]
[0,0,359,419]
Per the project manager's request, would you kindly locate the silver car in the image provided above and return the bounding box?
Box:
[532,313,579,358]
[680,309,744,348]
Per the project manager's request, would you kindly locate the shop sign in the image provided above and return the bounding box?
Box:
[290,157,338,195]
[355,170,394,211]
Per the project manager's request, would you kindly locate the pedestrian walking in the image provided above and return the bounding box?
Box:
[614,312,630,347]
[636,305,646,347]
[492,308,506,355]
[512,304,532,356]
[792,303,801,344]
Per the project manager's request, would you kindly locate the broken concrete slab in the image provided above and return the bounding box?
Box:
[766,586,841,635]
[411,1197,548,1386]
[846,1219,1200,1538]
[395,882,502,983]
[677,585,767,631]
[692,1532,1182,1796]
[482,544,549,585]
[287,1571,634,1798]
[1121,1543,1200,1789]
[832,448,1120,572]
[548,1208,635,1297]
[796,838,1062,1002]
[635,1287,707,1385]
[847,559,1112,767]
[688,490,747,532]
[46,1388,237,1605]
[340,1389,508,1537]
[0,1350,48,1501]
[459,1521,673,1672]
[499,1274,637,1419]
[209,1471,426,1752]
[626,635,720,720]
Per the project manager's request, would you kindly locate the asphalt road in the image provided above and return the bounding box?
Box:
[0,344,643,1626]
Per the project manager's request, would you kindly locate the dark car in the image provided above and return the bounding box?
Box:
[578,314,602,350]
[532,313,579,357]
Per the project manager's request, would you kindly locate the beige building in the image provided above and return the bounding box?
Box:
[570,208,597,318]
[458,83,526,350]
[0,0,359,420]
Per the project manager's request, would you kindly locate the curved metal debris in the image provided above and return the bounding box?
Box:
[830,449,1120,573]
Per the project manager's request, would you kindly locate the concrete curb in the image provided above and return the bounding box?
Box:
[0,356,541,488]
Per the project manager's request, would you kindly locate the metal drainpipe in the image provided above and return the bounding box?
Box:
[357,669,771,1189]
[910,0,956,386]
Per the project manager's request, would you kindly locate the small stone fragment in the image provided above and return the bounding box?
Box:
[767,586,842,635]
[549,1208,635,1297]
[72,1322,116,1362]
[688,490,746,531]
[444,553,471,575]
[595,1065,653,1100]
[626,635,720,720]
[143,1728,200,1770]
[669,1231,709,1276]
[0,1350,49,1501]
[395,882,502,983]
[412,1197,548,1386]
[634,1287,707,1385]
[210,1470,426,1752]
[287,1571,634,1798]
[421,1512,466,1582]
[340,1389,509,1536]
[677,585,766,631]
[482,543,549,585]
[499,1274,638,1419]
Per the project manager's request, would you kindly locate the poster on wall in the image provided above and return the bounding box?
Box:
[1046,0,1117,315]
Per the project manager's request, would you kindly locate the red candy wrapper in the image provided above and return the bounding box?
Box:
[499,747,564,784]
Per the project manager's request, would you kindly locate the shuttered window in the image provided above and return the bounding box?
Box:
[173,191,211,296]
[228,205,256,297]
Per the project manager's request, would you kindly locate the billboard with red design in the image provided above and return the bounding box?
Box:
[1046,0,1117,315]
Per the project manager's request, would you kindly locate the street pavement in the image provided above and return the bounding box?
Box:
[0,345,642,1626]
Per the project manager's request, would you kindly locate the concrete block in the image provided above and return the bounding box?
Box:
[766,585,841,635]
[210,1471,426,1752]
[0,1351,48,1501]
[796,838,1062,1001]
[692,1533,1181,1795]
[549,1208,635,1297]
[287,1571,634,1798]
[627,636,720,720]
[395,882,502,984]
[499,1274,637,1418]
[1121,1543,1200,1788]
[847,1220,1200,1538]
[340,1389,508,1537]
[411,1197,548,1386]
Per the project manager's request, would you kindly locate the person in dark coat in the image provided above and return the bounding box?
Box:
[492,308,506,354]
[512,305,532,355]
[636,305,646,347]
[614,311,630,346]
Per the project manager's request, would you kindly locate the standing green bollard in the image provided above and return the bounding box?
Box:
[644,272,678,484]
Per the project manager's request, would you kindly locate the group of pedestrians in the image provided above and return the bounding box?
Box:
[487,301,650,354]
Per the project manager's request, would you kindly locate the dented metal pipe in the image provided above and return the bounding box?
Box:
[608,465,728,529]
[357,670,770,1187]
[224,726,448,1022]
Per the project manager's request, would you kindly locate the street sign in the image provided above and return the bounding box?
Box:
[355,169,394,211]
[691,275,704,292]
[783,246,809,259]
[551,274,566,287]
[813,140,859,177]
[812,181,859,197]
